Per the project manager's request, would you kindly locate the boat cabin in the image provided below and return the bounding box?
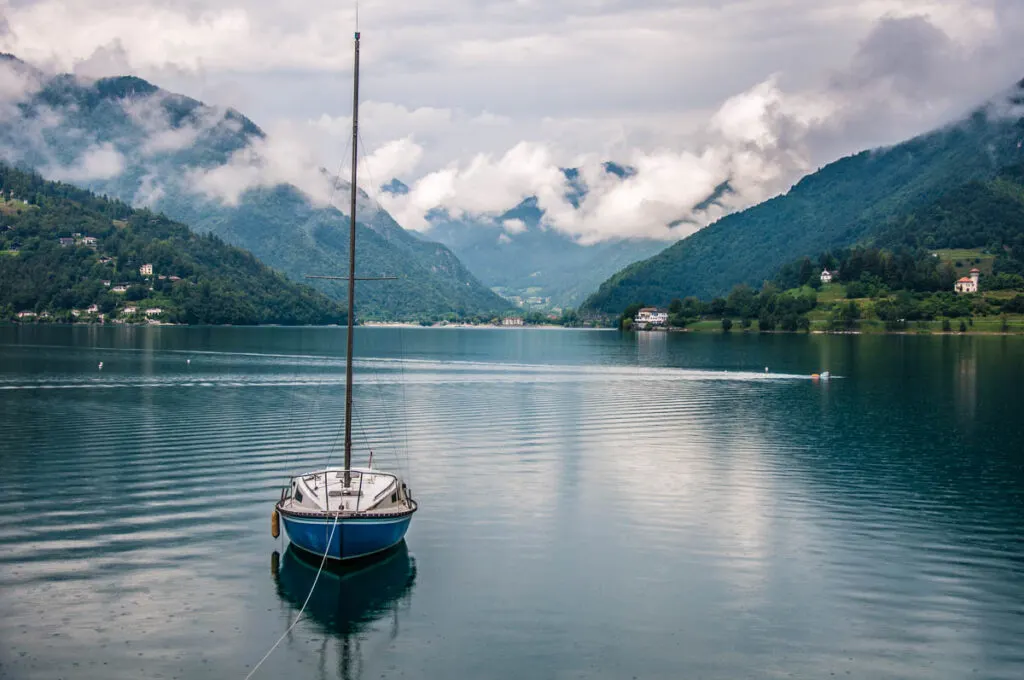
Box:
[283,467,409,514]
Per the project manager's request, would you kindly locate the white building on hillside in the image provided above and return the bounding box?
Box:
[139,263,153,276]
[635,307,668,327]
[820,269,834,283]
[955,268,980,294]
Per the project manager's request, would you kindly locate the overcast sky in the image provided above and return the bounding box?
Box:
[2,0,1023,242]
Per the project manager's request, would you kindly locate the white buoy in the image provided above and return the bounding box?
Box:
[187,359,191,365]
[98,361,103,370]
[765,366,769,373]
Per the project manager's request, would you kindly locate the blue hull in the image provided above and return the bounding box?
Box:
[280,511,413,562]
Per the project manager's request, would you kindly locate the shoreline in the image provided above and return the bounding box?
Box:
[5,319,1021,335]
[632,327,1024,337]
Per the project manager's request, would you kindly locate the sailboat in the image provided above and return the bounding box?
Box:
[272,30,417,562]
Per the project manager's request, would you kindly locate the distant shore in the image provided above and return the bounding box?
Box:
[361,321,608,330]
[629,325,1024,336]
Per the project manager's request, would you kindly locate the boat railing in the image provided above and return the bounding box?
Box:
[299,468,400,484]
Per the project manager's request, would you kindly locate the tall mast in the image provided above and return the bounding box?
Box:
[343,31,360,488]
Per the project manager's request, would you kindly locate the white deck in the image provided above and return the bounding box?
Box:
[280,466,409,514]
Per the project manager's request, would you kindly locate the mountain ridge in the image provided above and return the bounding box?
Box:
[395,163,670,309]
[0,55,510,320]
[581,83,1024,314]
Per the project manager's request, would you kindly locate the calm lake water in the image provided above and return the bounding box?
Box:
[1,326,1023,680]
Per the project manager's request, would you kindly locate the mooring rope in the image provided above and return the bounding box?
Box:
[244,511,342,680]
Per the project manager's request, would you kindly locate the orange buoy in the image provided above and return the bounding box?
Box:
[811,373,820,380]
[271,509,280,538]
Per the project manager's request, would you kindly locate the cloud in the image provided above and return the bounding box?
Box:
[372,76,830,242]
[0,54,43,120]
[0,1,1022,244]
[360,137,423,187]
[377,142,566,232]
[185,129,334,206]
[371,8,1024,243]
[45,143,125,182]
[502,218,527,235]
[72,39,133,80]
[133,172,165,207]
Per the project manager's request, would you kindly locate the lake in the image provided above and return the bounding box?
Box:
[1,325,1022,680]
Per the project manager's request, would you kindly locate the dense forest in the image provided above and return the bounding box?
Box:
[0,165,346,325]
[582,80,1024,314]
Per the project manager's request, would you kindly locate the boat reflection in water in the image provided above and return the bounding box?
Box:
[271,542,417,679]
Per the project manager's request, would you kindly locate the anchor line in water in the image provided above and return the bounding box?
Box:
[243,512,343,680]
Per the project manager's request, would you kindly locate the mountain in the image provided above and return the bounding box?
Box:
[772,160,1024,291]
[420,195,666,309]
[581,80,1024,314]
[869,162,1024,268]
[0,56,510,320]
[399,162,665,310]
[0,164,346,324]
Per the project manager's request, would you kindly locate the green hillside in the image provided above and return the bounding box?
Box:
[614,162,1024,334]
[581,81,1024,314]
[0,164,345,324]
[0,58,510,321]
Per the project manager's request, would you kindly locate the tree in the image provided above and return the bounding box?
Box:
[668,298,682,314]
[798,257,813,286]
[726,285,756,319]
[125,285,148,301]
[721,317,733,332]
[938,262,958,290]
[619,302,645,330]
[959,320,967,332]
[845,281,867,299]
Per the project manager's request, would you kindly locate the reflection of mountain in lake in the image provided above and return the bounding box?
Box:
[272,543,417,680]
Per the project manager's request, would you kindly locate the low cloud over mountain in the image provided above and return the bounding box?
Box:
[1,1,1023,245]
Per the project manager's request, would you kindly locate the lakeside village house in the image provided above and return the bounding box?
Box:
[58,234,98,248]
[955,268,981,294]
[502,316,524,326]
[820,269,835,283]
[635,307,669,327]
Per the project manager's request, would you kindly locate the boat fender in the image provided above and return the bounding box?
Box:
[271,509,280,538]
